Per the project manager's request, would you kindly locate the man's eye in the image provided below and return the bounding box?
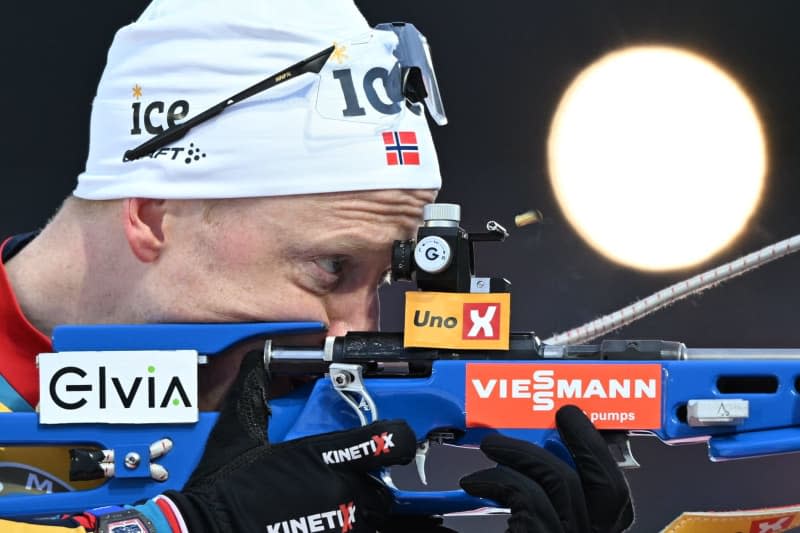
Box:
[315,257,344,275]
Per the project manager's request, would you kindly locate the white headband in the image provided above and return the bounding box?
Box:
[74,0,442,200]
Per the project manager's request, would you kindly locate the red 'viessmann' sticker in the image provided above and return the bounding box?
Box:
[465,363,662,430]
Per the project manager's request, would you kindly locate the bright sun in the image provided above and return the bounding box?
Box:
[547,46,767,271]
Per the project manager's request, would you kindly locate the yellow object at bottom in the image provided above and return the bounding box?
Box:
[662,504,800,532]
[0,446,104,495]
[0,403,103,496]
[0,519,84,532]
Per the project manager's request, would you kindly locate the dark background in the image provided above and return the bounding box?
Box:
[5,2,800,531]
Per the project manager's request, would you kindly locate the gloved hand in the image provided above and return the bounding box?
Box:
[162,351,418,533]
[460,405,634,533]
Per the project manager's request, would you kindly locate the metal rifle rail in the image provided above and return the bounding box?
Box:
[270,344,800,361]
[271,334,800,363]
[683,349,800,360]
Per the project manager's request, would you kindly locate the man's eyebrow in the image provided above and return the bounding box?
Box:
[291,230,402,258]
[314,238,392,255]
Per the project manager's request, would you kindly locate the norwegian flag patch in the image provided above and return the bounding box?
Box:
[382,131,420,165]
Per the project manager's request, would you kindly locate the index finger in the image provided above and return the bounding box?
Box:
[556,405,633,530]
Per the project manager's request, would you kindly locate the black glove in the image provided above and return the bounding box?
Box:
[460,405,633,533]
[371,514,457,533]
[165,351,417,533]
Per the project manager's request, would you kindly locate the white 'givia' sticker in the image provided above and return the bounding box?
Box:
[37,350,198,424]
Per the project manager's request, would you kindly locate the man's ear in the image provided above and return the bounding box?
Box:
[122,198,167,263]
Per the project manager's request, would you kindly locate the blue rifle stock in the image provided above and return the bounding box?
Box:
[0,322,322,518]
[3,322,800,518]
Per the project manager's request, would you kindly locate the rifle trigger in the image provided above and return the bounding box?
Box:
[415,440,430,485]
[603,431,640,469]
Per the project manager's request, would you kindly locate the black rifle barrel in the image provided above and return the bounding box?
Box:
[268,335,800,370]
[269,332,541,363]
[325,331,541,362]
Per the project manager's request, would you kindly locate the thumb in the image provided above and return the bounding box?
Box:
[186,350,270,485]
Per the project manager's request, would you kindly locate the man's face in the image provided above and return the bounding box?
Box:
[149,188,436,405]
[159,188,434,331]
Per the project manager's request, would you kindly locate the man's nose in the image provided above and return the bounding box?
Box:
[326,290,379,337]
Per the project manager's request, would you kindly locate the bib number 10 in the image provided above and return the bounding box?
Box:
[332,67,404,118]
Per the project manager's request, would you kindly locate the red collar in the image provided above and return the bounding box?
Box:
[0,237,52,407]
